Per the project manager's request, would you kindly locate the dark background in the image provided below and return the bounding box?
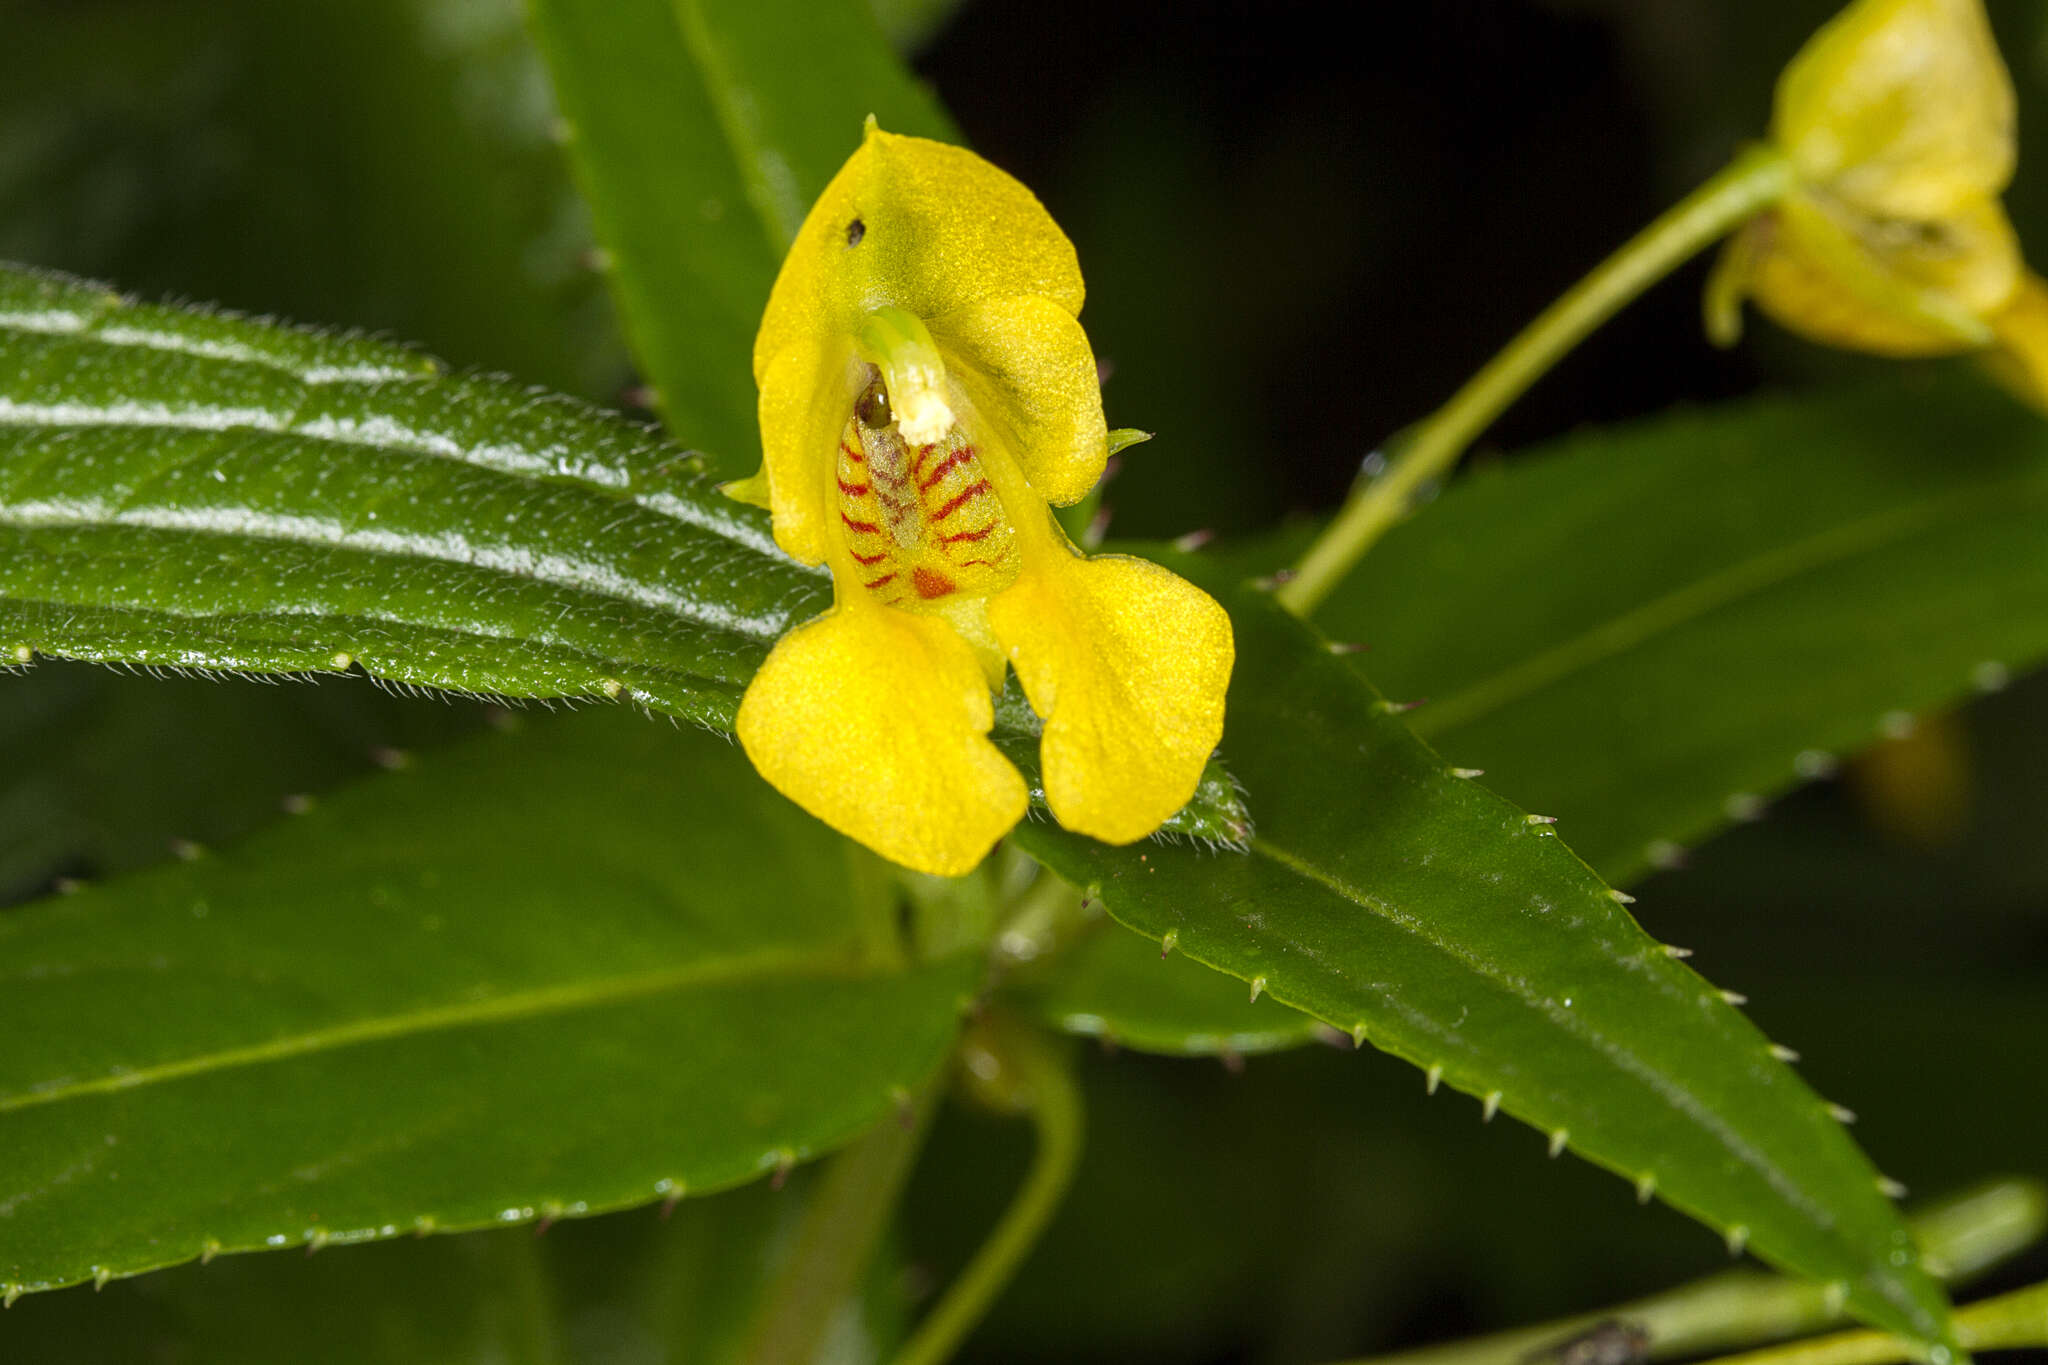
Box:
[2,1,2045,1363]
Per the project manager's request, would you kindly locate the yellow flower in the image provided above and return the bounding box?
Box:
[1706,0,2048,393]
[728,122,1234,877]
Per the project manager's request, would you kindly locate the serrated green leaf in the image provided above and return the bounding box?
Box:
[524,0,954,478]
[1013,579,1958,1356]
[0,1220,560,1365]
[0,262,1245,839]
[1325,378,2048,885]
[0,709,973,1298]
[1022,921,1322,1057]
[0,261,818,726]
[0,1174,909,1365]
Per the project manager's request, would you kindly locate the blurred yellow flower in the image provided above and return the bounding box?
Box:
[1706,0,2048,397]
[728,122,1233,877]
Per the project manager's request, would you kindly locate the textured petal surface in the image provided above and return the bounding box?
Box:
[1744,191,2013,355]
[989,551,1232,844]
[736,603,1027,876]
[1774,0,2014,217]
[934,296,1110,507]
[754,124,1084,383]
[755,337,859,564]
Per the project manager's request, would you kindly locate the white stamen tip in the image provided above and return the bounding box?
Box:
[895,395,954,445]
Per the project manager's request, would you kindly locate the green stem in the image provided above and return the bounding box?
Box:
[991,865,1094,970]
[735,1084,940,1365]
[888,1025,1085,1365]
[1277,142,1796,617]
[1700,1280,2048,1365]
[1331,1179,2045,1365]
[498,1223,566,1365]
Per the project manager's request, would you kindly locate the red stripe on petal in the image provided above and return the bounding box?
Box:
[918,448,976,490]
[930,479,992,522]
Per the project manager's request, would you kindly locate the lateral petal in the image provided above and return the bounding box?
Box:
[753,338,860,565]
[989,551,1232,845]
[736,602,1027,877]
[1985,273,2048,412]
[1744,191,2010,355]
[933,295,1110,508]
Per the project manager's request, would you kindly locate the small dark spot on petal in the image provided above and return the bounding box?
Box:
[846,217,866,247]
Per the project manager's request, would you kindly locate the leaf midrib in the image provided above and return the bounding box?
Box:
[0,498,791,640]
[1410,467,2047,739]
[0,287,437,386]
[0,308,790,559]
[0,398,781,564]
[669,0,801,254]
[0,947,913,1115]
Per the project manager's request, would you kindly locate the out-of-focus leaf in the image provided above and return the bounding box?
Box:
[0,710,975,1297]
[0,1174,909,1365]
[542,1169,912,1365]
[1317,377,2048,884]
[862,0,969,52]
[1014,579,1959,1355]
[0,0,621,400]
[0,1219,559,1365]
[525,0,954,478]
[0,664,483,905]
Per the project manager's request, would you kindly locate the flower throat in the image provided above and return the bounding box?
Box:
[836,376,1018,610]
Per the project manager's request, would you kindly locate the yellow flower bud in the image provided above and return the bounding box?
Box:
[1708,0,2048,402]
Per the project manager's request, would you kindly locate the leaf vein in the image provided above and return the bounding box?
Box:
[0,949,896,1116]
[1414,471,2046,738]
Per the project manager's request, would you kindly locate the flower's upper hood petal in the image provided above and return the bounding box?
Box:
[1774,0,2015,219]
[754,124,1085,384]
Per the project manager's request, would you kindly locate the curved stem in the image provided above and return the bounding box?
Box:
[1326,1179,2046,1365]
[1277,142,1797,617]
[1695,1280,2048,1365]
[735,1083,940,1365]
[888,1025,1084,1365]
